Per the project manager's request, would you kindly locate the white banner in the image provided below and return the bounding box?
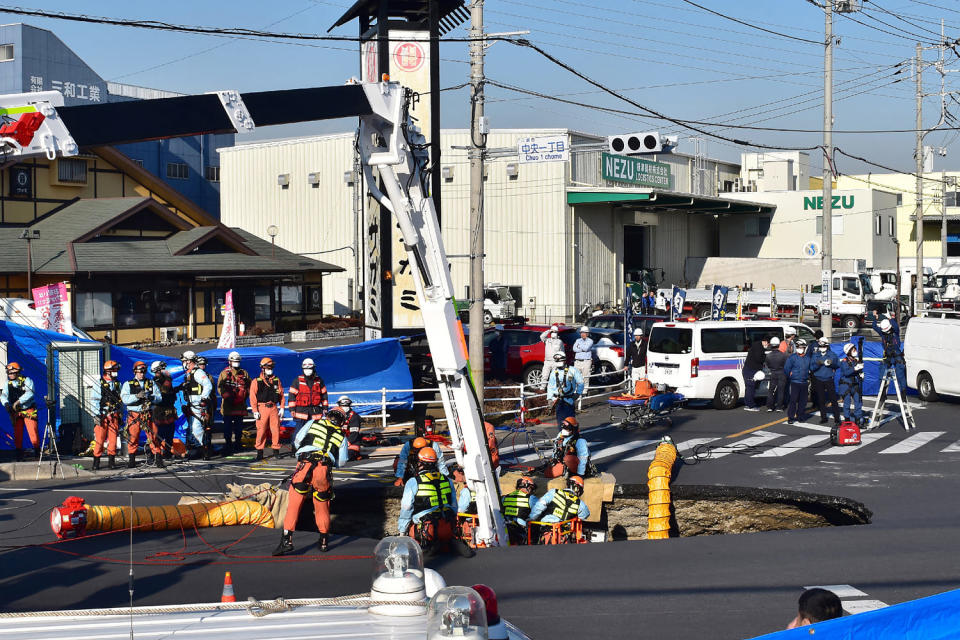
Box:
[217,289,236,349]
[32,282,73,335]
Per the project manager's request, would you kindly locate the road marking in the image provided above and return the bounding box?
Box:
[804,584,887,615]
[752,435,830,458]
[941,439,960,453]
[625,437,719,461]
[816,431,889,455]
[878,431,945,454]
[590,439,660,461]
[791,422,833,433]
[709,431,785,458]
[726,417,787,439]
[804,584,868,598]
[841,599,888,614]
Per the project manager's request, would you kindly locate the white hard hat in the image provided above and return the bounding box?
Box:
[784,326,797,336]
[302,358,315,368]
[753,371,766,382]
[228,351,241,362]
[879,318,892,332]
[150,360,165,373]
[337,395,352,407]
[633,328,643,336]
[550,325,559,332]
[818,337,830,347]
[553,352,567,362]
[579,326,589,333]
[843,343,856,356]
[769,336,780,346]
[180,350,196,361]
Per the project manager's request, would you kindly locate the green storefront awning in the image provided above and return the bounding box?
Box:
[567,192,651,204]
[566,190,776,214]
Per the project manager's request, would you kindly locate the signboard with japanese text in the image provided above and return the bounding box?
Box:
[821,270,832,312]
[670,286,686,321]
[711,285,728,320]
[32,282,72,335]
[602,152,671,188]
[28,75,103,102]
[217,290,236,349]
[9,166,30,198]
[518,135,569,163]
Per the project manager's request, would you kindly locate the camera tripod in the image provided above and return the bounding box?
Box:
[36,400,64,479]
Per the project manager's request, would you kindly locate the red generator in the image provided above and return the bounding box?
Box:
[830,421,862,446]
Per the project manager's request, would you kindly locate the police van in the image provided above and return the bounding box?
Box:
[645,320,818,409]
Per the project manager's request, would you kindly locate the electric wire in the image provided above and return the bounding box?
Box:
[676,0,822,45]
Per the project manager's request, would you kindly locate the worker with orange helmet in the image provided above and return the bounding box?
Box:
[501,476,541,545]
[393,433,448,486]
[249,356,284,461]
[273,407,349,556]
[1,362,39,462]
[120,361,158,468]
[528,475,590,542]
[179,350,213,459]
[397,447,472,557]
[544,416,591,478]
[90,360,123,470]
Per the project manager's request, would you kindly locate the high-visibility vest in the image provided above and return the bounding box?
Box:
[184,370,204,396]
[126,379,154,409]
[99,378,122,412]
[254,376,281,404]
[302,419,345,456]
[6,375,27,404]
[291,375,326,418]
[502,490,533,520]
[413,471,453,512]
[548,489,581,521]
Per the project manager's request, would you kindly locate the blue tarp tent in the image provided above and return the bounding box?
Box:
[751,588,960,639]
[827,341,913,396]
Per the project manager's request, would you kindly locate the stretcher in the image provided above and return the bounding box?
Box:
[608,392,685,431]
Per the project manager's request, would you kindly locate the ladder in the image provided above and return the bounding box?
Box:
[867,366,916,431]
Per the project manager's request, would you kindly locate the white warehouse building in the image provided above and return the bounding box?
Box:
[219,129,767,324]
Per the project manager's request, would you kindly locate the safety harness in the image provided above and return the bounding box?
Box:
[502,490,533,520]
[548,489,582,521]
[412,471,454,512]
[292,420,346,502]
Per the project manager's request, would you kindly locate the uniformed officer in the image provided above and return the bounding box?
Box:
[838,342,865,425]
[397,447,472,556]
[1,362,39,461]
[120,361,157,468]
[91,360,124,470]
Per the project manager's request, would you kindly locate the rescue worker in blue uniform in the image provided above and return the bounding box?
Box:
[546,352,585,424]
[398,447,473,557]
[528,476,590,544]
[784,339,812,425]
[545,416,591,478]
[273,408,349,556]
[838,343,865,426]
[809,337,841,425]
[871,310,907,398]
[501,476,540,545]
[394,435,448,486]
[179,351,213,458]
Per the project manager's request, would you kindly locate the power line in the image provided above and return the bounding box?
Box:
[676,0,822,45]
[865,0,949,39]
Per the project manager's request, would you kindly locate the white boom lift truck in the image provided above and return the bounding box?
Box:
[0,84,521,639]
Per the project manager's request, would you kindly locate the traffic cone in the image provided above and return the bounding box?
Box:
[221,571,236,602]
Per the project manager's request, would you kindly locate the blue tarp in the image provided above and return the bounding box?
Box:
[827,341,913,396]
[0,316,413,449]
[751,588,960,639]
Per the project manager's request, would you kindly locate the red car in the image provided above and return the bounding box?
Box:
[484,324,578,386]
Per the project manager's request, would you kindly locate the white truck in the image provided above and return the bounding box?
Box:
[0,82,527,638]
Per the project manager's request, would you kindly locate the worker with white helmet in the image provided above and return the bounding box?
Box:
[539,325,564,389]
[783,339,814,424]
[625,327,648,387]
[546,351,584,424]
[179,350,213,459]
[572,326,595,399]
[764,336,788,412]
[217,351,251,456]
[838,342,865,426]
[779,326,797,355]
[809,337,842,425]
[871,309,907,399]
[149,361,177,465]
[336,395,365,460]
[289,357,328,432]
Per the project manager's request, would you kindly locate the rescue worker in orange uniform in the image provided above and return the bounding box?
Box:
[393,435,448,486]
[544,416,591,478]
[120,361,157,468]
[336,395,365,460]
[149,360,177,466]
[249,357,284,461]
[288,357,328,430]
[90,360,123,470]
[273,408,349,556]
[1,362,39,461]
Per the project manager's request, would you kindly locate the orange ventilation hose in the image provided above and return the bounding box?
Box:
[647,441,678,540]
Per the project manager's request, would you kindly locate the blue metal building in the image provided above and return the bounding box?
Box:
[0,23,231,217]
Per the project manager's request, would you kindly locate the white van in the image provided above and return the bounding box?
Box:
[905,315,960,401]
[645,320,818,409]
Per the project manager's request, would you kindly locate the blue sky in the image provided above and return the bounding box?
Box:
[3,0,960,173]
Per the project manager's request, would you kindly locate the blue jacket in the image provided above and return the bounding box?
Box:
[784,351,811,385]
[457,487,475,514]
[872,315,904,359]
[528,488,591,523]
[394,440,449,478]
[1,375,35,410]
[838,356,862,393]
[398,474,457,534]
[292,419,349,466]
[572,337,594,361]
[547,366,585,406]
[555,434,591,476]
[120,378,160,413]
[810,349,840,382]
[180,367,213,412]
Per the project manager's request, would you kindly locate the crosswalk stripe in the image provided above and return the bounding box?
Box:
[625,437,719,461]
[804,584,868,598]
[791,422,833,433]
[878,431,946,454]
[817,432,889,455]
[841,600,888,614]
[591,439,660,461]
[941,440,960,453]
[752,435,830,458]
[706,431,785,458]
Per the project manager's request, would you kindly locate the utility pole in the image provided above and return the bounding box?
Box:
[821,0,833,339]
[468,0,487,404]
[916,41,925,315]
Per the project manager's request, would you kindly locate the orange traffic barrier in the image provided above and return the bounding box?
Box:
[647,441,678,540]
[221,571,237,602]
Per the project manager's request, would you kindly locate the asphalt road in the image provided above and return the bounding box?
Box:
[1,393,958,639]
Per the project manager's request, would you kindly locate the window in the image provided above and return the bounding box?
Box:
[276,285,303,315]
[744,216,771,237]
[815,215,844,235]
[0,44,12,62]
[746,326,780,346]
[701,328,746,353]
[58,158,87,184]
[504,331,539,347]
[131,159,144,168]
[254,286,271,321]
[794,325,817,342]
[648,327,693,354]
[204,166,220,182]
[888,215,895,237]
[76,292,112,328]
[841,277,860,295]
[896,193,904,206]
[155,288,187,325]
[115,290,153,328]
[876,216,882,236]
[166,162,189,180]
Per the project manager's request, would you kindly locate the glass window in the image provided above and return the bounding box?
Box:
[888,216,894,236]
[876,216,881,236]
[254,286,271,321]
[204,166,220,182]
[746,326,780,346]
[701,328,746,353]
[76,292,112,328]
[842,277,859,295]
[0,44,12,62]
[278,285,303,314]
[648,327,693,354]
[483,330,499,347]
[115,290,152,328]
[793,325,817,341]
[58,158,87,184]
[166,162,189,180]
[155,288,187,325]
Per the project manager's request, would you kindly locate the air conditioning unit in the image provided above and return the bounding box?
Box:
[733,178,742,192]
[159,327,179,342]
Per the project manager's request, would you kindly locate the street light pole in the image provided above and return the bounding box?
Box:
[821,0,833,339]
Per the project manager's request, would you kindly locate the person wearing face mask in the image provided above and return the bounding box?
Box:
[288,357,328,432]
[624,327,648,388]
[90,360,124,470]
[809,337,841,425]
[1,362,39,462]
[195,356,216,460]
[149,361,176,465]
[179,351,213,459]
[539,325,564,389]
[784,340,813,425]
[249,357,284,461]
[120,361,158,468]
[838,342,865,426]
[764,337,788,412]
[217,351,250,456]
[545,416,591,478]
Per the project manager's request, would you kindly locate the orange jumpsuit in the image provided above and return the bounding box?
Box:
[250,375,284,450]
